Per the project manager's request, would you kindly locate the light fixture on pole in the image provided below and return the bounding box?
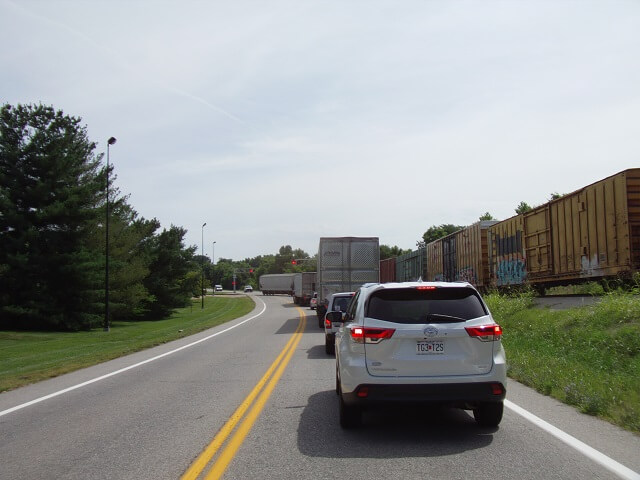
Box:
[104,136,117,332]
[201,222,207,309]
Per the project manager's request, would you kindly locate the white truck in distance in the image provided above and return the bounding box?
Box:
[316,237,379,327]
[258,273,295,295]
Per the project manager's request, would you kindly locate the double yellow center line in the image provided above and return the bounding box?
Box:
[181,308,307,480]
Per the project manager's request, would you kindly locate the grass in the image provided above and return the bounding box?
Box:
[545,281,606,296]
[0,295,255,393]
[484,290,640,433]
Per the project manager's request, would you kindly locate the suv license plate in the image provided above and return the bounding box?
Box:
[416,341,444,355]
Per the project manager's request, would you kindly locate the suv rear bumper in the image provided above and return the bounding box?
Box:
[341,382,506,407]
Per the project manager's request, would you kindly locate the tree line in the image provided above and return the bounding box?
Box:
[0,104,205,330]
[416,195,564,248]
[1,104,411,331]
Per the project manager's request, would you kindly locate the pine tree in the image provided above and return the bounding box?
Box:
[0,104,103,329]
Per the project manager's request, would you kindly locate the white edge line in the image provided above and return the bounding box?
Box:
[0,299,267,418]
[505,400,640,480]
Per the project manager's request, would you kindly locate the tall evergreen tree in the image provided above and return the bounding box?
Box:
[0,104,104,329]
[142,226,196,318]
[90,200,160,321]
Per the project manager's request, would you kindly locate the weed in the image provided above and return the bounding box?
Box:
[490,290,640,433]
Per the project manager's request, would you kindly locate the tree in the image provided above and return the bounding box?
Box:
[274,245,311,273]
[0,104,105,330]
[380,245,410,260]
[549,192,564,201]
[479,212,495,221]
[87,199,160,321]
[417,224,464,248]
[142,226,196,318]
[515,201,533,215]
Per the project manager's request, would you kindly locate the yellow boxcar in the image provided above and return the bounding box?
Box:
[426,221,496,289]
[489,168,640,287]
[540,168,640,283]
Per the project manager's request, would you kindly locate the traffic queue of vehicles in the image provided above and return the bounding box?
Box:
[254,238,506,429]
[251,168,640,430]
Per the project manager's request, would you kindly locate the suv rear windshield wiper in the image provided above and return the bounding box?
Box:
[423,313,467,323]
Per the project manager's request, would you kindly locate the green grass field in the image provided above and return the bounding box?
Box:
[484,291,640,433]
[0,295,255,393]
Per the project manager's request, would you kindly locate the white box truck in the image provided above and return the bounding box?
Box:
[316,237,379,326]
[293,272,317,306]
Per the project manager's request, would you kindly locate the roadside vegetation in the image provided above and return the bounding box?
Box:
[0,295,254,393]
[484,288,640,433]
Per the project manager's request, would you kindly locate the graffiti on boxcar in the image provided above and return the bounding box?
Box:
[580,254,600,277]
[496,259,527,286]
[456,267,476,284]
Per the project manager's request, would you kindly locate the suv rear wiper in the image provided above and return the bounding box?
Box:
[424,313,466,323]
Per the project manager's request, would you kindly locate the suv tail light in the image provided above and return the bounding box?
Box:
[465,324,502,342]
[350,326,395,344]
[324,317,331,329]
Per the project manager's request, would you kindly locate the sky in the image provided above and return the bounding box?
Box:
[2,0,639,262]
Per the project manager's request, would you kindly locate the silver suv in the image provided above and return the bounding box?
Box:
[334,282,506,428]
[323,292,354,354]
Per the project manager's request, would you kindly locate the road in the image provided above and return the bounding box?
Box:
[1,294,639,480]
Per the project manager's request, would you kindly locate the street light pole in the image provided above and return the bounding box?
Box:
[211,240,217,295]
[201,222,207,309]
[104,136,117,332]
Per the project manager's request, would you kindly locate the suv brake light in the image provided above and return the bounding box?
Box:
[350,326,395,344]
[465,325,502,342]
[324,317,331,329]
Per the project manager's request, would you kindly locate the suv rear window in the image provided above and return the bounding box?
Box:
[366,287,487,324]
[331,296,352,312]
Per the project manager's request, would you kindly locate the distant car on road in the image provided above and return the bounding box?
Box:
[244,285,253,292]
[214,285,223,292]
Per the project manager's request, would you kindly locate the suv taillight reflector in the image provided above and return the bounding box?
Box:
[350,327,395,344]
[324,318,331,329]
[465,325,502,342]
[491,383,505,395]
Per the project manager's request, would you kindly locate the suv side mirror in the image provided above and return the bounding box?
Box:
[326,311,343,322]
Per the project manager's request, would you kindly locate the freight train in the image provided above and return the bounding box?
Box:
[382,169,640,291]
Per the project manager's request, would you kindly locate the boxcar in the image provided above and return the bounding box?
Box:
[380,257,397,283]
[425,221,496,289]
[488,215,526,286]
[395,249,426,282]
[489,168,640,288]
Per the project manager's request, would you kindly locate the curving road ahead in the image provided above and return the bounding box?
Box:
[1,294,639,480]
